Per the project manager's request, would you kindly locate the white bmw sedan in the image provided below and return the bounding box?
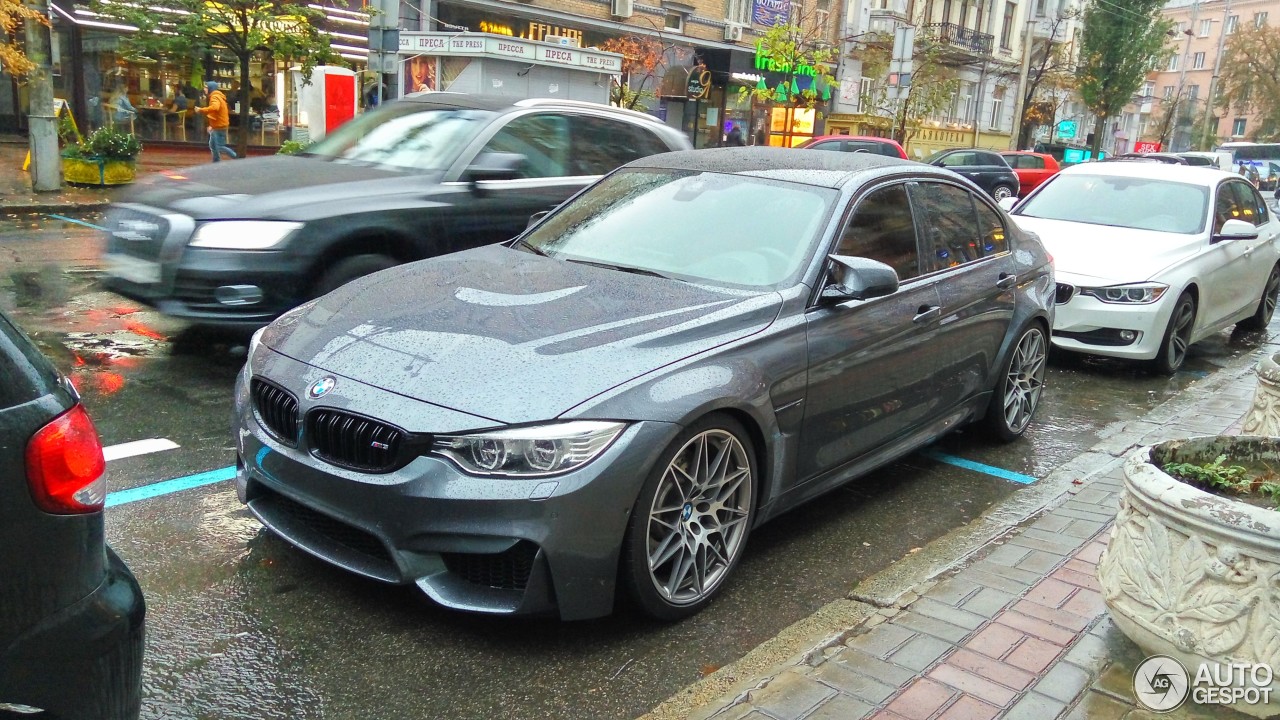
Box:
[1005,161,1280,373]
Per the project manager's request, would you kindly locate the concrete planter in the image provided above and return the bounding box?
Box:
[63,156,136,186]
[1099,436,1280,717]
[1243,353,1280,437]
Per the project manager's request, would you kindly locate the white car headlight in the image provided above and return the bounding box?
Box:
[433,421,626,477]
[1079,283,1168,305]
[190,221,303,250]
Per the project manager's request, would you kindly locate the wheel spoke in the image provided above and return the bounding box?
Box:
[649,529,683,569]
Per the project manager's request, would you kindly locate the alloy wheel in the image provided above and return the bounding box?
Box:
[1166,299,1196,369]
[1002,327,1047,434]
[1263,269,1280,324]
[645,429,752,606]
[993,186,1014,201]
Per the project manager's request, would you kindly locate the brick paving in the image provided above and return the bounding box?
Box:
[692,332,1280,720]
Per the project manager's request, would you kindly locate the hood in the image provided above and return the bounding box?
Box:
[261,244,782,424]
[123,156,440,219]
[1010,215,1206,284]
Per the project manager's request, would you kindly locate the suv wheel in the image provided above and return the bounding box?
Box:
[313,254,398,296]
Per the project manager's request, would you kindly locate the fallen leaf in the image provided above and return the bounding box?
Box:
[862,542,871,547]
[700,664,720,676]
[1072,479,1084,485]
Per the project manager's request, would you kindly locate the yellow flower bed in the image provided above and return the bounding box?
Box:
[63,157,137,185]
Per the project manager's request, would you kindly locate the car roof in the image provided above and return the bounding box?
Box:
[627,147,940,188]
[1058,160,1238,185]
[1000,151,1049,156]
[394,92,667,126]
[808,135,901,144]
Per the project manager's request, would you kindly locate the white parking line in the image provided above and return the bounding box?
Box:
[103,438,181,462]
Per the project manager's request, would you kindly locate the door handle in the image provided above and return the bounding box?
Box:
[996,272,1017,289]
[913,305,941,324]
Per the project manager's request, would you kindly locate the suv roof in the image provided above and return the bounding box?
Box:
[398,92,667,126]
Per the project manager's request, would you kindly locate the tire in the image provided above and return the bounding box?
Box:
[312,254,398,296]
[620,414,756,620]
[1151,293,1196,375]
[1238,264,1280,331]
[983,323,1048,442]
[991,185,1015,202]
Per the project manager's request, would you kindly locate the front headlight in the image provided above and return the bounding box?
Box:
[433,421,626,477]
[1079,283,1168,304]
[190,221,303,250]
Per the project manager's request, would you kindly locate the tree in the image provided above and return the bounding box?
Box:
[1015,10,1080,149]
[741,13,838,145]
[1219,22,1280,141]
[599,34,668,111]
[92,0,337,155]
[1,0,48,76]
[852,36,959,148]
[1076,0,1170,157]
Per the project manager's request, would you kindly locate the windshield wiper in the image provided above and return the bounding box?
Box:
[563,258,675,280]
[513,238,549,256]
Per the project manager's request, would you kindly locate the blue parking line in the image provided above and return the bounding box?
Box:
[921,449,1037,485]
[46,213,107,231]
[105,465,236,508]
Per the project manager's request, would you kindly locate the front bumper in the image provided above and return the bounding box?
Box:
[0,547,145,720]
[1050,285,1174,360]
[233,359,678,621]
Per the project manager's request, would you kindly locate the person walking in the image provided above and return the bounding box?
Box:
[196,81,237,162]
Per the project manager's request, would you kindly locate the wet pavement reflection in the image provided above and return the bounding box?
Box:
[1,215,1274,719]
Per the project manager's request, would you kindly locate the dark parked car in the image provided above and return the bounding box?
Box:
[101,94,691,330]
[232,148,1054,621]
[0,311,145,718]
[926,149,1020,201]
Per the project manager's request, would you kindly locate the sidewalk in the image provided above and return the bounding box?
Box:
[664,335,1280,720]
[1,135,271,214]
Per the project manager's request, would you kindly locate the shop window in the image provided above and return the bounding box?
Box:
[837,184,920,281]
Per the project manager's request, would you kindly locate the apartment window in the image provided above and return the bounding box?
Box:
[664,12,685,31]
[1188,84,1199,101]
[990,86,1005,129]
[1001,2,1016,49]
[1167,53,1179,71]
[1142,82,1155,98]
[1233,118,1247,136]
[1256,12,1269,27]
[1226,14,1238,33]
[726,0,749,25]
[1193,52,1205,69]
[1035,0,1047,16]
[1163,85,1175,99]
[943,0,953,23]
[816,8,830,35]
[961,81,975,123]
[1200,18,1212,36]
[858,77,874,112]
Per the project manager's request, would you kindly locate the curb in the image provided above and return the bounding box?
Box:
[2,199,111,215]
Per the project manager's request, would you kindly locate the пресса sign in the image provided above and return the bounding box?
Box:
[751,0,790,26]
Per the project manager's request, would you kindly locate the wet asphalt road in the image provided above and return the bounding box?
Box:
[1,213,1273,719]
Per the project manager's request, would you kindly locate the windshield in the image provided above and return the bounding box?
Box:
[1016,174,1208,234]
[303,104,493,172]
[522,169,838,289]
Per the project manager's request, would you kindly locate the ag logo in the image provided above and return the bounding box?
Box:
[308,376,336,399]
[1133,655,1190,712]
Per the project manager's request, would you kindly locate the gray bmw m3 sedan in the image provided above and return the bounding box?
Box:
[232,148,1055,621]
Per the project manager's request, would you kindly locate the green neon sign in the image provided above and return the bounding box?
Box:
[754,41,817,77]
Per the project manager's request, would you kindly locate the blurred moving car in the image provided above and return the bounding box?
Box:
[1107,152,1188,164]
[233,148,1054,621]
[1004,162,1280,373]
[999,151,1061,196]
[100,94,691,330]
[926,149,1020,200]
[1177,152,1220,167]
[0,311,145,719]
[797,135,909,159]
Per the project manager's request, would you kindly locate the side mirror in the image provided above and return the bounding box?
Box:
[821,254,899,303]
[997,196,1018,212]
[527,210,550,229]
[1214,218,1260,243]
[463,151,527,187]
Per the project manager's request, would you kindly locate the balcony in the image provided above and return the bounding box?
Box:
[923,22,994,56]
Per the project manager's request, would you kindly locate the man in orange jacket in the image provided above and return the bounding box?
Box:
[196,80,237,162]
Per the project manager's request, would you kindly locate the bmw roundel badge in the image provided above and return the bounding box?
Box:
[308,376,336,399]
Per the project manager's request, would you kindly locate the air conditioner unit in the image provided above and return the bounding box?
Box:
[724,23,743,42]
[611,0,633,18]
[544,34,581,47]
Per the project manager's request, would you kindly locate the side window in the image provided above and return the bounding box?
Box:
[976,152,1006,167]
[568,115,654,175]
[938,152,974,168]
[974,199,1010,256]
[1214,181,1245,233]
[629,125,677,157]
[836,184,920,281]
[1230,181,1270,226]
[910,182,984,273]
[1001,155,1019,168]
[481,114,570,179]
[809,141,843,152]
[1024,155,1045,170]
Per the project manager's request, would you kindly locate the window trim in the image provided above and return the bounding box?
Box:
[909,179,1011,279]
[811,178,927,308]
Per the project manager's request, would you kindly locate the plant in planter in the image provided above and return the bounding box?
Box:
[276,140,308,155]
[62,127,142,186]
[1098,436,1280,717]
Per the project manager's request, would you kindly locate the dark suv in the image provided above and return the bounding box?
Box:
[926,149,1020,201]
[0,311,145,718]
[101,94,692,329]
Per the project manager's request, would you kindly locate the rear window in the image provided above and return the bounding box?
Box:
[0,313,60,408]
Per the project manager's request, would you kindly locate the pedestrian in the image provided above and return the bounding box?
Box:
[725,124,746,147]
[196,81,237,163]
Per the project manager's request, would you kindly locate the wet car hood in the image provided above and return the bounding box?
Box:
[1010,216,1207,283]
[122,155,440,219]
[261,244,783,424]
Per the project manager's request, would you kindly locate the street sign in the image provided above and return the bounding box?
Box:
[367,28,400,52]
[368,52,398,74]
[1056,120,1076,138]
[1133,141,1162,154]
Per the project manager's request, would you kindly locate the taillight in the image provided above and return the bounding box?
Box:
[26,404,107,514]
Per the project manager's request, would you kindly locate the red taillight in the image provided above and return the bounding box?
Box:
[25,404,107,514]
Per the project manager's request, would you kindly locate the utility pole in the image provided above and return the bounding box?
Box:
[1201,0,1231,150]
[1009,9,1036,150]
[23,0,61,192]
[1167,1,1198,151]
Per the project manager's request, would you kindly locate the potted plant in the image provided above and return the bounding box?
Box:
[1098,435,1280,717]
[62,127,142,186]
